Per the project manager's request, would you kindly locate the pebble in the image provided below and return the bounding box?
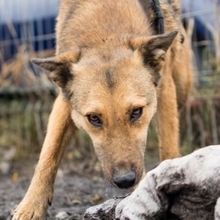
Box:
[0,161,11,174]
[55,211,71,219]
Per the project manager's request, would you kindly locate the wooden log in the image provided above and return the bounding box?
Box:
[83,197,123,220]
[215,198,220,220]
[84,145,220,220]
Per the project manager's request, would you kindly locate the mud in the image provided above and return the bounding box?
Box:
[0,146,159,220]
[0,167,120,219]
[0,156,158,220]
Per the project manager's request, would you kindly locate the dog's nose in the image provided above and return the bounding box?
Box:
[113,171,136,189]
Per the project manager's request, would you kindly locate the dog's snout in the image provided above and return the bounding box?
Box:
[113,171,136,189]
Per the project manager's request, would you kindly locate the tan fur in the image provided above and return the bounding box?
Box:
[12,0,193,219]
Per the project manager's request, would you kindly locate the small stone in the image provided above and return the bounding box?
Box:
[55,211,71,219]
[57,169,64,178]
[4,148,16,160]
[0,161,11,174]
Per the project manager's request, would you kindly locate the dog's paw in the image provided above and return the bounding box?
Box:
[12,208,43,220]
[12,204,46,220]
[11,194,51,220]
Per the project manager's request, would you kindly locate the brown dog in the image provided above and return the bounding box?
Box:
[12,0,192,219]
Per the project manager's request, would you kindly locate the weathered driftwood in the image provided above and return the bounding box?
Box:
[215,198,220,220]
[84,145,220,220]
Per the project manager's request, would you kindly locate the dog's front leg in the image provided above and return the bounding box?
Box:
[155,76,180,161]
[12,93,75,220]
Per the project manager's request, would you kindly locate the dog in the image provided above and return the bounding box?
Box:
[12,0,193,219]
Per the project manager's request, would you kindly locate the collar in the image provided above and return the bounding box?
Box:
[151,0,164,34]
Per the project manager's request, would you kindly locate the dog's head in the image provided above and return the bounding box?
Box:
[33,31,177,188]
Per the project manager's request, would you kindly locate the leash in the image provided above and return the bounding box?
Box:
[151,0,164,34]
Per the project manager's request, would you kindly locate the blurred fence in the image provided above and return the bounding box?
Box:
[0,0,220,162]
[180,96,220,151]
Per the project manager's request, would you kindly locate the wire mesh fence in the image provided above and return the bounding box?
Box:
[0,0,220,163]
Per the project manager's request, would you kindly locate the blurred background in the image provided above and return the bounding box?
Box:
[0,0,220,173]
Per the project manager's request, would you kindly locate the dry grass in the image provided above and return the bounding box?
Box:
[0,46,55,89]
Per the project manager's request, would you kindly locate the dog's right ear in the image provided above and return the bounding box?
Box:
[32,51,81,88]
[128,31,178,70]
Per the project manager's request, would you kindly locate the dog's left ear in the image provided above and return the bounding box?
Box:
[31,51,80,88]
[129,31,178,70]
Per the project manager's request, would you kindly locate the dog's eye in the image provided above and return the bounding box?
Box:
[130,107,143,122]
[87,114,102,127]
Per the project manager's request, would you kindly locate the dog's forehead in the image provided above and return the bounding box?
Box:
[73,55,152,93]
[74,46,151,82]
[78,44,134,66]
[71,63,155,114]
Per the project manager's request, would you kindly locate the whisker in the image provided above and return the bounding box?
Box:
[102,177,133,199]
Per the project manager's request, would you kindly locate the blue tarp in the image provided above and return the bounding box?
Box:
[182,0,220,41]
[0,0,219,61]
[0,0,59,24]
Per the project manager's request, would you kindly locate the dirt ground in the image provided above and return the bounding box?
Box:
[0,151,159,220]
